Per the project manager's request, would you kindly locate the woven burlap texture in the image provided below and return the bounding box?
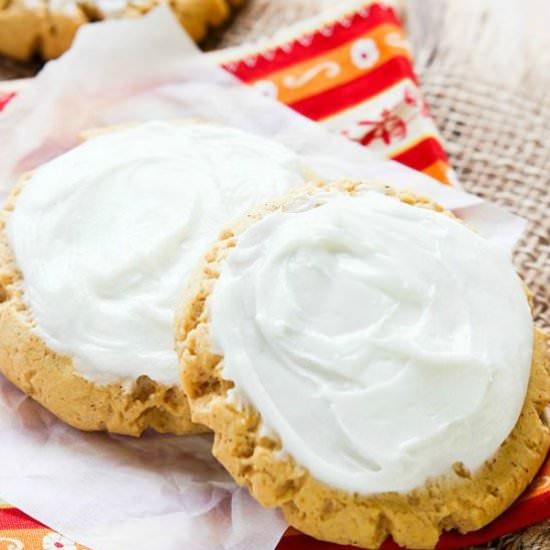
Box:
[214,1,550,549]
[408,2,550,547]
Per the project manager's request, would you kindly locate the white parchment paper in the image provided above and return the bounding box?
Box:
[0,8,527,550]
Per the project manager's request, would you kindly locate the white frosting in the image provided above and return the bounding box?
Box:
[8,121,306,385]
[210,190,534,495]
[91,0,153,17]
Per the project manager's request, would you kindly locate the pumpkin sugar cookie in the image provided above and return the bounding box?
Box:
[176,181,550,549]
[0,120,309,436]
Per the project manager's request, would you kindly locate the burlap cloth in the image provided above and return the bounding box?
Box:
[0,0,549,548]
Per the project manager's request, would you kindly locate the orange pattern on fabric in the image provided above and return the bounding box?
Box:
[261,24,409,105]
[422,160,451,184]
[223,4,451,185]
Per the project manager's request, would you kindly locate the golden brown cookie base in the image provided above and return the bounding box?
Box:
[176,181,550,549]
[0,174,206,437]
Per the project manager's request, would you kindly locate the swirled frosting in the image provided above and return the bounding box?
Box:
[209,189,534,494]
[8,121,307,385]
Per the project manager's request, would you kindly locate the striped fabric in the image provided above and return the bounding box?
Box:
[221,2,452,184]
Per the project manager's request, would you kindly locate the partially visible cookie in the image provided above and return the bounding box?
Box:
[0,0,46,61]
[170,0,230,41]
[176,181,550,549]
[43,1,88,60]
[0,0,244,61]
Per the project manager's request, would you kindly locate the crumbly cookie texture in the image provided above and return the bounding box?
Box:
[0,172,206,437]
[175,181,550,549]
[0,0,243,61]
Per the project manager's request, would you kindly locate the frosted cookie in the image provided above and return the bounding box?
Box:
[0,120,309,436]
[0,0,243,61]
[176,181,550,549]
